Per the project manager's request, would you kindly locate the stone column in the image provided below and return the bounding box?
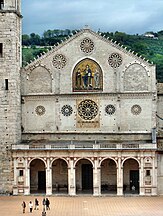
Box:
[139,156,144,196]
[13,158,18,195]
[93,158,101,196]
[117,157,123,196]
[68,158,76,195]
[24,158,30,195]
[46,158,52,195]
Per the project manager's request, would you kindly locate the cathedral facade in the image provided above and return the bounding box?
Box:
[0,0,163,196]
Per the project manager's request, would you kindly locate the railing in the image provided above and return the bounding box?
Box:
[12,142,157,150]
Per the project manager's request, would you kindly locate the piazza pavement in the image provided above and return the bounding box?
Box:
[0,195,163,216]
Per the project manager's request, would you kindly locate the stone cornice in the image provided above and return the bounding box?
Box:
[21,92,154,100]
[0,9,23,18]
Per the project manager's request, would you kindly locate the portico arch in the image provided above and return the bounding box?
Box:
[52,158,68,194]
[123,158,139,194]
[101,158,117,194]
[30,158,46,193]
[75,158,93,194]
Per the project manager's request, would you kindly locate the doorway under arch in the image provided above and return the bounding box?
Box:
[76,159,93,194]
[101,158,117,194]
[52,159,68,194]
[123,158,139,194]
[30,159,46,194]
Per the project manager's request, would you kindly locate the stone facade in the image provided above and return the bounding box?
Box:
[0,0,163,196]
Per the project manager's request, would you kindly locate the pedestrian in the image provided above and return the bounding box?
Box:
[42,197,46,212]
[46,198,50,210]
[22,201,26,213]
[34,198,39,210]
[29,201,33,213]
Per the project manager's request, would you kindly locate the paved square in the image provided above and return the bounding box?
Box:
[0,196,163,216]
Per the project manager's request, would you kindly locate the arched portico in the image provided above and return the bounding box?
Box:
[101,158,117,194]
[75,158,93,194]
[30,158,46,194]
[123,158,139,194]
[52,158,68,194]
[12,152,156,196]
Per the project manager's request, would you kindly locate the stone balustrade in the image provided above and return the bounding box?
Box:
[12,142,157,150]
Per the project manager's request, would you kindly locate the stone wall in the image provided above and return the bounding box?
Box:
[0,5,21,193]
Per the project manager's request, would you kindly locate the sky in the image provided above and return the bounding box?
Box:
[22,0,163,36]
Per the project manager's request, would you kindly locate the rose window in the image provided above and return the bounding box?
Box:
[52,54,67,69]
[35,105,46,116]
[80,38,94,53]
[78,99,98,120]
[131,105,142,115]
[105,104,116,115]
[108,53,122,68]
[61,105,73,116]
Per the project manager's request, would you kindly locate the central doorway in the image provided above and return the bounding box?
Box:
[82,164,93,190]
[38,171,46,190]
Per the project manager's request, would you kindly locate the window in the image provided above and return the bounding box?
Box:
[5,79,8,90]
[0,43,3,57]
[19,170,23,176]
[146,170,150,176]
[0,0,4,9]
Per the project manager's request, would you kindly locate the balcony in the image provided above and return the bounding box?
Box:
[12,141,157,151]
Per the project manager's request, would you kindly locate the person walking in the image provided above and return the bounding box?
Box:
[22,201,26,213]
[34,198,39,210]
[46,198,50,210]
[29,201,33,213]
[42,197,46,212]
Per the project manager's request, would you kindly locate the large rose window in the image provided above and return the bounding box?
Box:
[78,99,98,120]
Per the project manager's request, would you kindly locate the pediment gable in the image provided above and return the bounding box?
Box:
[21,27,155,95]
[23,28,153,71]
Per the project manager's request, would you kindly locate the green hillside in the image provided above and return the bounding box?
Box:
[22,30,163,82]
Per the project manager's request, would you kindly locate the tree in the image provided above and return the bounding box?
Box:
[22,34,30,46]
[29,33,41,45]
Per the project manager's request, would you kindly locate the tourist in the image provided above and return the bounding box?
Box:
[29,201,33,213]
[22,201,26,213]
[46,198,50,210]
[42,197,46,212]
[34,198,39,210]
